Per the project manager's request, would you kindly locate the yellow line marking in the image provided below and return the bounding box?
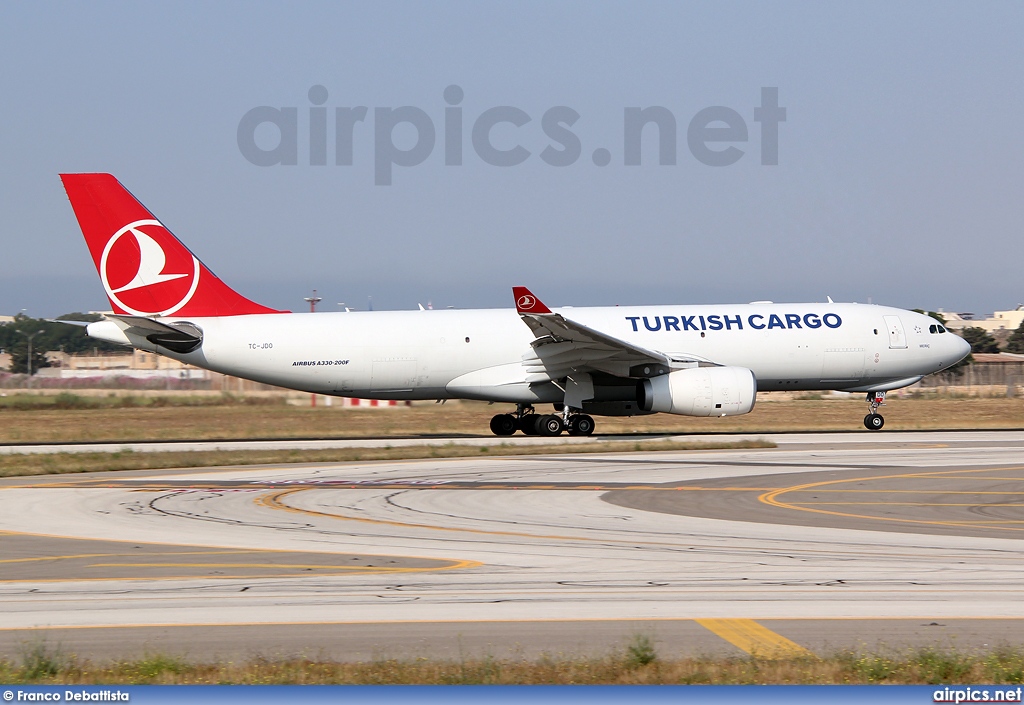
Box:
[695,618,813,658]
[261,488,812,550]
[665,487,779,491]
[0,550,268,565]
[760,466,1024,533]
[783,489,1024,495]
[0,553,135,564]
[908,476,1024,481]
[790,502,1024,507]
[0,487,481,554]
[256,490,1015,561]
[18,482,780,492]
[258,489,604,543]
[84,562,429,571]
[116,475,938,494]
[0,529,479,582]
[0,525,438,557]
[889,521,1024,524]
[0,563,483,584]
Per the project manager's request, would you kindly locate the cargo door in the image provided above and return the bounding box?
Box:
[821,347,866,382]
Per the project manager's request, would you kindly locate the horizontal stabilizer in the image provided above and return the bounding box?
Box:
[107,314,203,353]
[46,318,91,327]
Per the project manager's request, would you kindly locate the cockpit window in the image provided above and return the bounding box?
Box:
[929,324,937,334]
[938,325,946,333]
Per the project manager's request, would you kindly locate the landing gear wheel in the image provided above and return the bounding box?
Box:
[538,414,564,437]
[567,414,595,436]
[519,415,540,436]
[863,392,887,431]
[864,413,884,431]
[489,414,517,436]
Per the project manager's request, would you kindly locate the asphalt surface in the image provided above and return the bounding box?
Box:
[1,429,1017,454]
[2,430,1024,662]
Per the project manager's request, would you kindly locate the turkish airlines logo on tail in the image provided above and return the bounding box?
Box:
[517,294,536,311]
[100,220,200,316]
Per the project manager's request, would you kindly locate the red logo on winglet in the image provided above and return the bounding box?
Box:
[512,286,552,314]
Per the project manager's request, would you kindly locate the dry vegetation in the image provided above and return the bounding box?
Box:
[0,393,1021,444]
[0,392,1017,477]
[6,640,1024,684]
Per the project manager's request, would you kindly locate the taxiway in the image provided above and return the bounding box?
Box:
[2,430,1023,660]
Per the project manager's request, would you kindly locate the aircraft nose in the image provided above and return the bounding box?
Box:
[955,334,972,361]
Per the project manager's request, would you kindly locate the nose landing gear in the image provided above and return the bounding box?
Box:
[864,391,886,430]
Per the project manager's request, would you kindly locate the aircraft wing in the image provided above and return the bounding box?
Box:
[512,287,707,383]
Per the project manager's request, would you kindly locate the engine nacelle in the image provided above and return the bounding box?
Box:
[638,367,756,417]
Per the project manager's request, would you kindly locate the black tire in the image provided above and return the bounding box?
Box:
[489,413,517,436]
[864,413,884,431]
[538,414,564,436]
[568,414,596,436]
[519,415,540,435]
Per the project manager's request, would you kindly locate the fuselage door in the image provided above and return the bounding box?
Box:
[883,315,907,349]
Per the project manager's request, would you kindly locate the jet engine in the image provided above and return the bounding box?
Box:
[637,367,756,417]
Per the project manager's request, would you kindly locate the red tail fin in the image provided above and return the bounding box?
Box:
[60,173,285,317]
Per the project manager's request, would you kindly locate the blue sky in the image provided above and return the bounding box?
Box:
[1,1,1021,317]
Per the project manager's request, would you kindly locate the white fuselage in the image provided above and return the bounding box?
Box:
[122,303,967,408]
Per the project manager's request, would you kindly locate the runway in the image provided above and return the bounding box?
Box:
[2,430,1024,661]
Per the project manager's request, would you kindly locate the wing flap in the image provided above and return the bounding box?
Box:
[522,311,674,365]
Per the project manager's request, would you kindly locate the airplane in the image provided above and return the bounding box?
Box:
[59,173,972,436]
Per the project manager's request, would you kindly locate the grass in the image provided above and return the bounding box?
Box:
[625,633,659,668]
[0,396,1021,445]
[5,644,1024,684]
[0,391,283,411]
[0,438,775,478]
[16,643,67,680]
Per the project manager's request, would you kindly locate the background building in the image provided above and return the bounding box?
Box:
[942,306,1024,333]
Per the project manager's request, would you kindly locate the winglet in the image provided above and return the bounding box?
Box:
[512,286,552,314]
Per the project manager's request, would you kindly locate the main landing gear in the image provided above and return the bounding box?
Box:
[864,391,886,431]
[489,404,595,437]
